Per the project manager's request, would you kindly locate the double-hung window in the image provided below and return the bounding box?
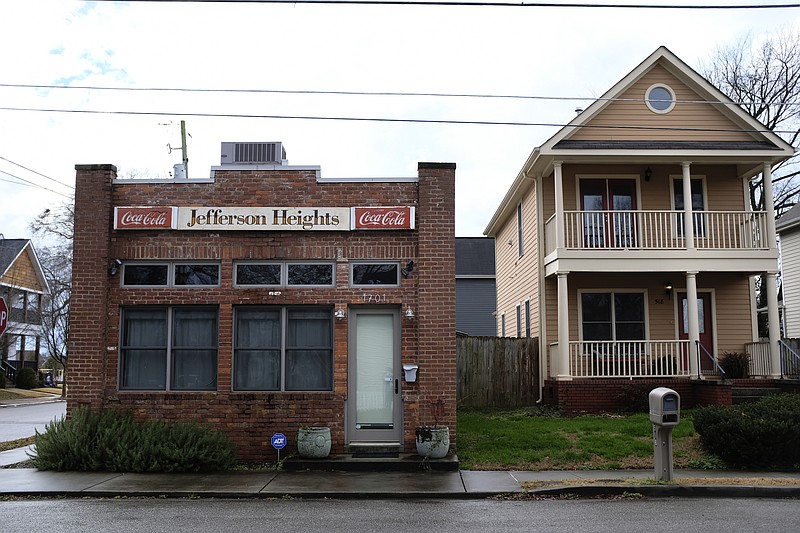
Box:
[673,178,706,238]
[580,291,645,357]
[120,307,218,391]
[234,306,333,391]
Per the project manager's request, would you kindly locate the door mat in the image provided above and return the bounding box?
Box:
[351,451,399,458]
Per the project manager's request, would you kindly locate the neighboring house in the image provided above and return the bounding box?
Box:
[485,46,797,413]
[456,237,496,336]
[68,148,456,461]
[777,203,800,337]
[0,238,49,380]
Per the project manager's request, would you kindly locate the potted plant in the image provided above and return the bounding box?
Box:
[415,396,450,459]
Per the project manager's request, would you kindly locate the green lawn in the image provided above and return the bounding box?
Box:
[457,406,713,471]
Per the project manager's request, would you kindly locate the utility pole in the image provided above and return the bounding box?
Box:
[180,120,189,179]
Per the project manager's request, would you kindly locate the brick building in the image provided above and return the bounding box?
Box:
[69,145,456,461]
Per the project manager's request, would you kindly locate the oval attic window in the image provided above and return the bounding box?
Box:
[645,84,676,114]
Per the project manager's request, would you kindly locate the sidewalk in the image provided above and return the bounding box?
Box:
[1,463,798,499]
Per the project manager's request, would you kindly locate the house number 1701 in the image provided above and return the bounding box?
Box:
[362,294,387,303]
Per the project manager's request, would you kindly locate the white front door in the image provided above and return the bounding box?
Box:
[347,307,402,444]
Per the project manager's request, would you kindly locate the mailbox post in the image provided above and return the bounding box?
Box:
[649,387,680,481]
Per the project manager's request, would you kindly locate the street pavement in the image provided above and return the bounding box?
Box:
[1,391,799,500]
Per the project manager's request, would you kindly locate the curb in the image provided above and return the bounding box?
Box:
[527,484,800,499]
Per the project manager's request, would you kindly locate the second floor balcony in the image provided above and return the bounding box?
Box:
[545,209,769,255]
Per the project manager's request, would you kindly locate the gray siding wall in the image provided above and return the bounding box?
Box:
[456,278,497,336]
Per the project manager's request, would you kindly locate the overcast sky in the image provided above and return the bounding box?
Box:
[2,1,799,242]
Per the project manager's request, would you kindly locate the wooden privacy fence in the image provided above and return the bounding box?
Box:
[456,336,540,407]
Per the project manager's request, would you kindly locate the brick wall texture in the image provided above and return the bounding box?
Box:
[68,162,456,461]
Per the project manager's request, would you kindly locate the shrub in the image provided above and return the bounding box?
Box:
[692,393,800,468]
[14,367,38,389]
[33,407,237,473]
[719,351,750,379]
[616,383,652,413]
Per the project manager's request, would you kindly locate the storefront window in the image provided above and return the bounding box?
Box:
[235,263,282,286]
[234,306,333,391]
[122,263,219,287]
[120,307,218,391]
[287,263,334,286]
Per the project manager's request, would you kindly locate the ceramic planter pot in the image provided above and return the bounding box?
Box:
[415,426,450,459]
[297,427,331,458]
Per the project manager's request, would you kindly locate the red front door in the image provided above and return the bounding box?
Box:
[678,292,714,371]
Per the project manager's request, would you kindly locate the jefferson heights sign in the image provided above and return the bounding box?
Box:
[114,206,415,231]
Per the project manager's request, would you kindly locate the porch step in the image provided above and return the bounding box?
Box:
[731,387,780,405]
[282,453,460,472]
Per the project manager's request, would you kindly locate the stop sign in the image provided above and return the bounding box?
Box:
[0,297,7,336]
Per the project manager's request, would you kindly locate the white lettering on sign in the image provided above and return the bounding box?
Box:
[114,207,176,230]
[351,206,415,230]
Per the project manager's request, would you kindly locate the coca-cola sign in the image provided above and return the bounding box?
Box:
[114,206,176,230]
[351,207,415,230]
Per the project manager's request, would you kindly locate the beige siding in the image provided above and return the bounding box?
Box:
[543,272,754,357]
[781,231,800,337]
[494,185,539,337]
[0,249,43,292]
[570,64,754,142]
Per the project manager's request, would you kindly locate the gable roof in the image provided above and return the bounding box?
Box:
[0,238,49,294]
[485,46,796,236]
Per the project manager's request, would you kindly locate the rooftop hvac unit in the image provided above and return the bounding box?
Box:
[220,142,286,165]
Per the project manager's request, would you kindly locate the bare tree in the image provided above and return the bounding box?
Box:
[701,29,800,217]
[29,202,73,396]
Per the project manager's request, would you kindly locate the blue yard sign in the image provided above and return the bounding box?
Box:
[271,433,287,450]
[271,432,287,461]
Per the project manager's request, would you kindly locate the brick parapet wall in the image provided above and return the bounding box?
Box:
[415,163,457,450]
[68,164,116,412]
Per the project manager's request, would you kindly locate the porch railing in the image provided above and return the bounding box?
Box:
[745,341,773,377]
[779,339,800,378]
[568,340,691,378]
[545,210,768,253]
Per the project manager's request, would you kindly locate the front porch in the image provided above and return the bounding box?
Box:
[548,339,800,380]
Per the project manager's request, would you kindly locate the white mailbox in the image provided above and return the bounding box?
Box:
[649,387,680,427]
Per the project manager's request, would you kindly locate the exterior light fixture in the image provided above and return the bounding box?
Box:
[644,167,653,182]
[335,308,346,320]
[405,307,415,320]
[665,281,673,299]
[401,260,415,278]
[108,258,122,276]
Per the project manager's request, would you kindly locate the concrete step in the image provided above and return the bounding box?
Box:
[282,453,460,472]
[731,387,780,404]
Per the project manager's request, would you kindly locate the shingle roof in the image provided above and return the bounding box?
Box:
[456,237,495,276]
[777,203,800,233]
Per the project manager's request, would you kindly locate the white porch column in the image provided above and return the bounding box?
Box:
[557,271,572,380]
[682,162,695,251]
[554,161,565,250]
[766,271,782,378]
[763,163,777,251]
[686,271,700,378]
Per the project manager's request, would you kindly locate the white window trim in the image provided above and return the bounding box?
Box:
[577,289,650,342]
[645,83,676,114]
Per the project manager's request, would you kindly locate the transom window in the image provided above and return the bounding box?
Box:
[122,263,220,287]
[351,263,400,286]
[645,84,676,114]
[234,262,335,287]
[234,306,333,391]
[120,307,218,391]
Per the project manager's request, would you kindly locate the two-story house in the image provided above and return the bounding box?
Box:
[0,238,49,381]
[485,47,796,413]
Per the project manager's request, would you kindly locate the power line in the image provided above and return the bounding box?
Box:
[0,104,795,136]
[0,169,73,199]
[0,156,74,190]
[3,82,798,109]
[91,1,800,10]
